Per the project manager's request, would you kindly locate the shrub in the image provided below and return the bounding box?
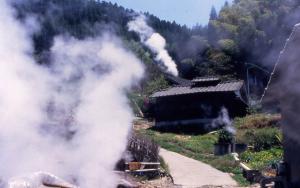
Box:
[237,128,282,151]
[210,155,237,172]
[240,148,283,171]
[246,103,262,114]
[159,156,170,174]
[217,39,239,55]
[115,133,159,174]
[234,114,281,129]
[127,133,159,162]
[218,129,234,144]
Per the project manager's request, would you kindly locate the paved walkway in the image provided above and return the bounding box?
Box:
[160,148,237,188]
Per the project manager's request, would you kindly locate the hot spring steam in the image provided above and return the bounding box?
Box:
[212,107,236,135]
[128,15,179,77]
[0,1,144,187]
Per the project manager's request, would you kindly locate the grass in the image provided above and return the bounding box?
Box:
[234,114,283,172]
[240,147,283,171]
[159,156,170,174]
[136,129,250,186]
[234,114,281,129]
[135,113,284,186]
[236,127,282,151]
[235,114,283,173]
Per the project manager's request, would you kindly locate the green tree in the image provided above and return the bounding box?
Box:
[217,39,239,56]
[209,6,218,20]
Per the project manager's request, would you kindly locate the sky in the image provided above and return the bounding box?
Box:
[102,0,233,27]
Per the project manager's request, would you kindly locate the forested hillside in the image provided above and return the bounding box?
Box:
[13,0,300,98]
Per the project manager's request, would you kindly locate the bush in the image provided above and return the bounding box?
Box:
[218,129,234,144]
[143,75,169,96]
[159,156,170,174]
[240,148,283,171]
[237,128,282,151]
[246,103,262,114]
[234,114,281,129]
[217,39,239,55]
[115,133,159,174]
[127,133,159,162]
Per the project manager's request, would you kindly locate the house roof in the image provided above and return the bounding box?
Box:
[192,77,220,82]
[164,74,192,86]
[151,80,244,98]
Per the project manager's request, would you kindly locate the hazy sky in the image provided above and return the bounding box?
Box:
[102,0,232,27]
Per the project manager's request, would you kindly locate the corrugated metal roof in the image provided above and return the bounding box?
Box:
[151,81,244,98]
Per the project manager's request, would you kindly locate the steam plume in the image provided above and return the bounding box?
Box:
[212,107,236,134]
[265,23,300,143]
[0,1,144,187]
[128,15,179,76]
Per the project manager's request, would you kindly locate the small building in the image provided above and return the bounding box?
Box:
[150,76,248,128]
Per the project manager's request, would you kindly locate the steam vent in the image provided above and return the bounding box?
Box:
[265,23,300,187]
[150,75,248,129]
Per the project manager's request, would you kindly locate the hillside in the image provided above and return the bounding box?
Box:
[13,0,300,98]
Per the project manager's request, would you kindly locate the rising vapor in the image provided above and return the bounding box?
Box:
[211,107,236,134]
[128,15,179,76]
[0,1,144,187]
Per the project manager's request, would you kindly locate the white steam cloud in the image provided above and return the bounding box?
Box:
[0,1,144,188]
[128,15,179,76]
[211,107,236,134]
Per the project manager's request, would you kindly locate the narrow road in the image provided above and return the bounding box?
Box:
[160,148,237,188]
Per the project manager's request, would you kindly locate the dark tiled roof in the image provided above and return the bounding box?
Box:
[165,74,192,86]
[151,81,244,98]
[192,77,220,82]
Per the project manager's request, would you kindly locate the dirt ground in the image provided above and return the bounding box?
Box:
[135,179,260,188]
[135,176,175,188]
[133,119,154,131]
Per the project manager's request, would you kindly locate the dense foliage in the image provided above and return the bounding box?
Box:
[237,128,282,151]
[235,114,282,151]
[234,114,281,129]
[14,0,300,97]
[195,0,300,93]
[218,129,234,144]
[240,148,283,171]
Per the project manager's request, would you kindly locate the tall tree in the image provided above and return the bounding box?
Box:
[224,1,229,8]
[207,6,218,44]
[209,6,218,20]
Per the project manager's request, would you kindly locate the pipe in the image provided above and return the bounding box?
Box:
[43,183,74,188]
[231,153,252,171]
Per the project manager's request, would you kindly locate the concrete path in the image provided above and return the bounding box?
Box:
[160,148,237,188]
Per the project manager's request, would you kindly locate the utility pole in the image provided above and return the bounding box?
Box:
[245,63,270,102]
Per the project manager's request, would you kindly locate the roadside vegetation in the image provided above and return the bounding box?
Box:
[235,114,283,175]
[136,128,249,186]
[136,113,283,186]
[119,133,173,185]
